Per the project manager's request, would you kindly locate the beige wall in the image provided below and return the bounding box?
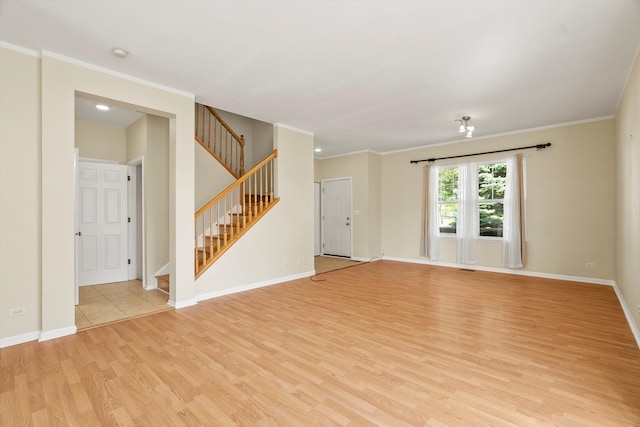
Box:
[0,47,41,341]
[214,108,274,171]
[616,51,640,333]
[75,119,126,163]
[126,115,146,161]
[381,119,617,280]
[315,151,382,259]
[33,50,194,340]
[126,115,172,286]
[145,115,170,286]
[195,125,315,293]
[195,142,235,210]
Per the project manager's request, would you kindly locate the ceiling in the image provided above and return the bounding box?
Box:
[75,96,144,128]
[1,1,639,158]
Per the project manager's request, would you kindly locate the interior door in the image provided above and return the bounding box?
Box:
[322,178,351,257]
[76,161,129,286]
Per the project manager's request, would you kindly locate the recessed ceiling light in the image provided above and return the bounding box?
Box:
[111,48,128,58]
[96,104,110,111]
[314,147,322,153]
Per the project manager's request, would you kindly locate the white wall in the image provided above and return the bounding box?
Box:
[380,119,616,280]
[195,125,315,295]
[616,50,640,334]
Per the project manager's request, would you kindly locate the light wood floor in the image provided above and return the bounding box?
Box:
[3,261,640,426]
[314,255,362,275]
[75,280,170,330]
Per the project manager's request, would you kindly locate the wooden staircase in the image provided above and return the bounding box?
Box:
[193,103,279,278]
[196,194,276,271]
[159,103,278,289]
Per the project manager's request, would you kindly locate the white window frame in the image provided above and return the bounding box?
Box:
[436,161,509,240]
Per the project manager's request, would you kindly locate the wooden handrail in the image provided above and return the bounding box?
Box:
[194,149,279,276]
[195,149,278,216]
[196,103,245,177]
[204,105,245,147]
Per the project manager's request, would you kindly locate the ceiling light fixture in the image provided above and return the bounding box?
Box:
[96,104,110,111]
[456,115,475,138]
[111,47,129,58]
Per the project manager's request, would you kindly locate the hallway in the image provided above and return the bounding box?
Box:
[75,280,169,330]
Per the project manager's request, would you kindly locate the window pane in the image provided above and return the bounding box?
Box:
[478,163,507,199]
[438,203,457,234]
[479,202,503,237]
[438,168,458,201]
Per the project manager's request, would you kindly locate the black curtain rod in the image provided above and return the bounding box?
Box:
[409,142,552,164]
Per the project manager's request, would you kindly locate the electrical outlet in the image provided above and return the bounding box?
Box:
[9,307,26,317]
[283,261,289,268]
[585,262,596,268]
[297,258,301,265]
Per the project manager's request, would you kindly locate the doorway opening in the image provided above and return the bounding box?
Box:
[74,95,169,329]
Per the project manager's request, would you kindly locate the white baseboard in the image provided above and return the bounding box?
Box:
[196,270,315,302]
[612,282,640,349]
[382,256,615,286]
[168,299,198,309]
[39,326,77,342]
[0,330,41,348]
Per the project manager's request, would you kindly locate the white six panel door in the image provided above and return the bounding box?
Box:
[77,161,128,286]
[322,178,351,257]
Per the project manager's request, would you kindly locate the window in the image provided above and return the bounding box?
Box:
[436,162,507,237]
[437,167,458,234]
[478,162,506,237]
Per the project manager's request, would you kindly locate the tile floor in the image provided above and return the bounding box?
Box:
[75,280,170,330]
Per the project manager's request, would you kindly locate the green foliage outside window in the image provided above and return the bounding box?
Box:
[438,168,458,233]
[478,163,506,237]
[437,163,506,237]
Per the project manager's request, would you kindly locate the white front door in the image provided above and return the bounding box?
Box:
[76,161,129,286]
[322,178,351,257]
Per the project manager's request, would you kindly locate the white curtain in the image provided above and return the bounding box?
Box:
[420,164,440,261]
[456,162,478,264]
[503,155,525,268]
[428,165,440,261]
